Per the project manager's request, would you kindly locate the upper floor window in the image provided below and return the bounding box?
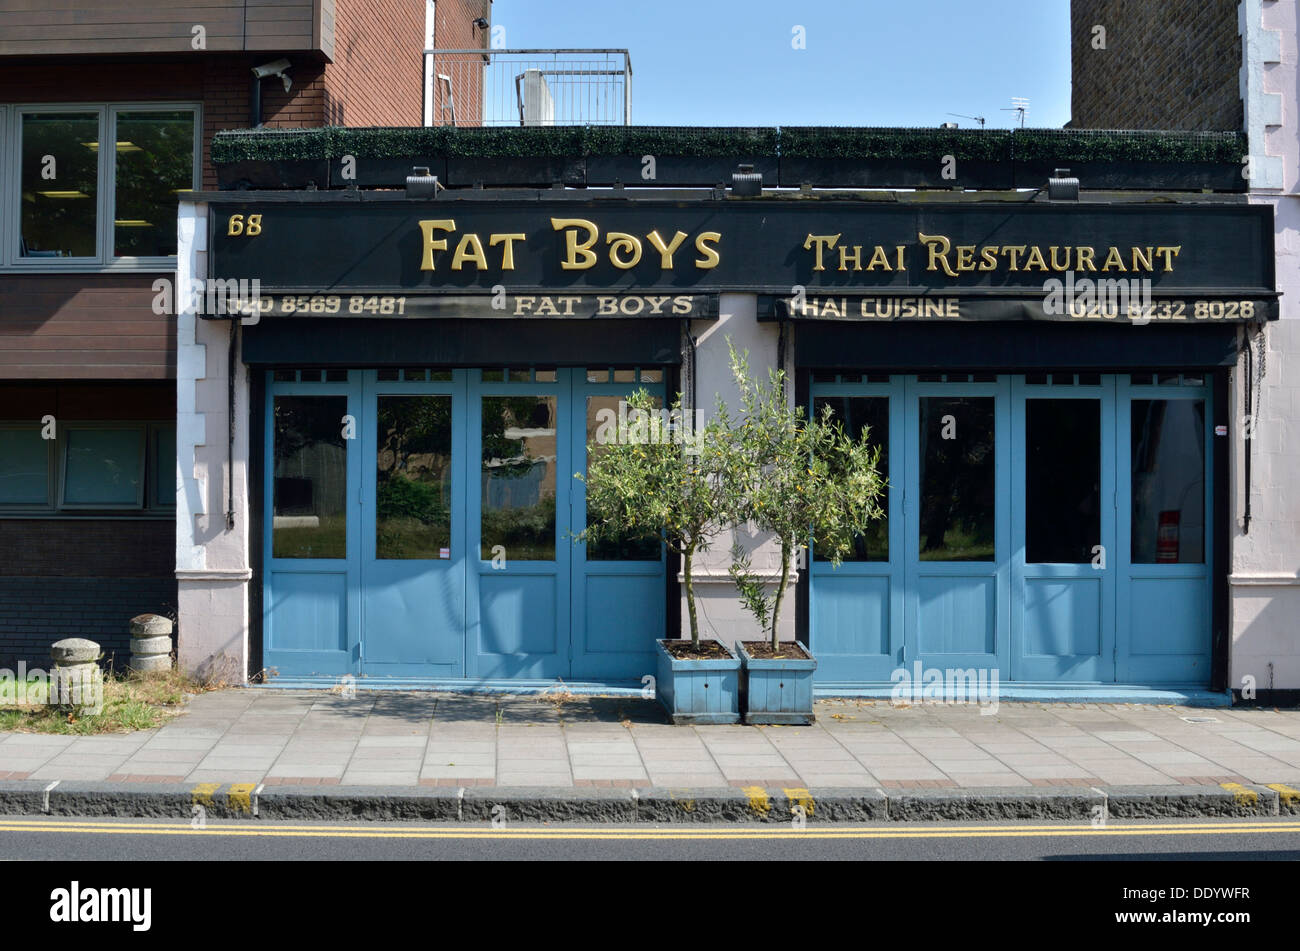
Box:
[3,103,199,269]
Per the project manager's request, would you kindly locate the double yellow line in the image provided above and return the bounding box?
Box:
[0,819,1298,841]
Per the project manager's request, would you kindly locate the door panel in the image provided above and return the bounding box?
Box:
[809,386,903,682]
[360,379,466,676]
[263,383,362,677]
[904,382,1009,674]
[1010,380,1116,682]
[570,382,667,680]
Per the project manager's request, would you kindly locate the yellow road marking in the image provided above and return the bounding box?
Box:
[190,783,220,808]
[0,819,1297,841]
[227,783,257,815]
[1220,782,1260,806]
[742,785,771,816]
[783,787,814,817]
[1267,784,1300,809]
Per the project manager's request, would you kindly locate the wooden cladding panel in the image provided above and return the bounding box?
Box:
[0,1,326,56]
[0,274,176,380]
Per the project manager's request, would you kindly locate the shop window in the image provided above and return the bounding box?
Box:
[918,397,996,561]
[480,395,557,560]
[0,426,51,506]
[376,395,452,559]
[9,104,199,268]
[1025,399,1100,563]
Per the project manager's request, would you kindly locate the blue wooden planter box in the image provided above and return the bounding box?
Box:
[738,641,817,725]
[655,639,741,725]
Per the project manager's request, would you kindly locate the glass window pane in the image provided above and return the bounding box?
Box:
[1131,399,1205,564]
[585,394,662,561]
[153,425,176,509]
[376,395,452,559]
[113,110,194,257]
[1026,399,1100,563]
[919,397,995,561]
[0,428,50,505]
[21,111,99,258]
[273,396,348,558]
[481,395,556,560]
[812,396,888,561]
[63,428,144,506]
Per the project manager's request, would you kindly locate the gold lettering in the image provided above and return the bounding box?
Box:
[451,233,488,271]
[866,245,892,271]
[557,296,581,316]
[596,296,619,315]
[489,233,526,270]
[1049,246,1072,271]
[418,219,456,271]
[955,245,976,272]
[672,295,693,315]
[551,218,599,270]
[838,245,863,272]
[919,232,957,277]
[1076,246,1097,271]
[803,233,841,272]
[1155,246,1182,271]
[896,245,907,271]
[694,231,721,269]
[1024,246,1049,272]
[646,229,689,268]
[979,247,999,271]
[1002,245,1027,270]
[1131,246,1153,272]
[1102,246,1127,271]
[606,232,643,269]
[535,297,560,316]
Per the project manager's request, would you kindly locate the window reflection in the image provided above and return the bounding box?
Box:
[1026,399,1100,564]
[919,397,995,561]
[813,396,889,561]
[273,396,348,559]
[1131,399,1205,564]
[376,395,452,559]
[481,396,557,560]
[21,112,99,257]
[585,395,662,561]
[114,110,195,256]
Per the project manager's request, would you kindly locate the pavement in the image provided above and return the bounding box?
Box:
[1,690,1299,822]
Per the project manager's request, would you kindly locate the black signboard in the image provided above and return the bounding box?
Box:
[207,198,1276,323]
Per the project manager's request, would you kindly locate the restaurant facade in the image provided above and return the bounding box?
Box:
[175,156,1279,699]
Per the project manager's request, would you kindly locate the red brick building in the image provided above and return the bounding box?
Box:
[0,0,488,669]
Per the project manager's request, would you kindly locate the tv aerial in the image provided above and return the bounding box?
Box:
[1001,97,1029,128]
[946,113,986,129]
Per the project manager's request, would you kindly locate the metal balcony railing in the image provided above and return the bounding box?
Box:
[423,49,632,127]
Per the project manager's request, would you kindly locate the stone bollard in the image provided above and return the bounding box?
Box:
[130,614,174,673]
[50,638,104,714]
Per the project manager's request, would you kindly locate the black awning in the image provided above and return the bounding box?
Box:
[794,321,1241,371]
[242,317,683,367]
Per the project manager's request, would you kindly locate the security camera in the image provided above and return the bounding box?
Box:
[251,58,293,92]
[472,17,489,29]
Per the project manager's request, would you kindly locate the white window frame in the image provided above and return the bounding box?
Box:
[3,102,202,272]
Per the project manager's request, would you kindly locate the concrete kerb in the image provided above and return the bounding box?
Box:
[0,782,1289,823]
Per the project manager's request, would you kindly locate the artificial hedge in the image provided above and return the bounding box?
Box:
[210,125,1247,188]
[780,126,1013,161]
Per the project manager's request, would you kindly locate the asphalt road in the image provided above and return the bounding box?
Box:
[2,815,1298,861]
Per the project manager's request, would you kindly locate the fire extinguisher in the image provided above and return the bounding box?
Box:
[1156,510,1180,563]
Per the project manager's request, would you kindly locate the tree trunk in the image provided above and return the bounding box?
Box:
[770,538,791,652]
[683,544,700,649]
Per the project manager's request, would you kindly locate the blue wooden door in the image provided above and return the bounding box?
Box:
[903,377,1011,677]
[1010,374,1117,681]
[359,370,468,677]
[570,370,668,680]
[809,377,905,683]
[1116,374,1213,683]
[263,371,363,677]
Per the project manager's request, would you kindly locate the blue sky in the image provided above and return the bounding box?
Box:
[488,0,1072,128]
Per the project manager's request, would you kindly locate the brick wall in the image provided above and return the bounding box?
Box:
[1071,0,1244,130]
[324,0,430,125]
[0,577,176,671]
